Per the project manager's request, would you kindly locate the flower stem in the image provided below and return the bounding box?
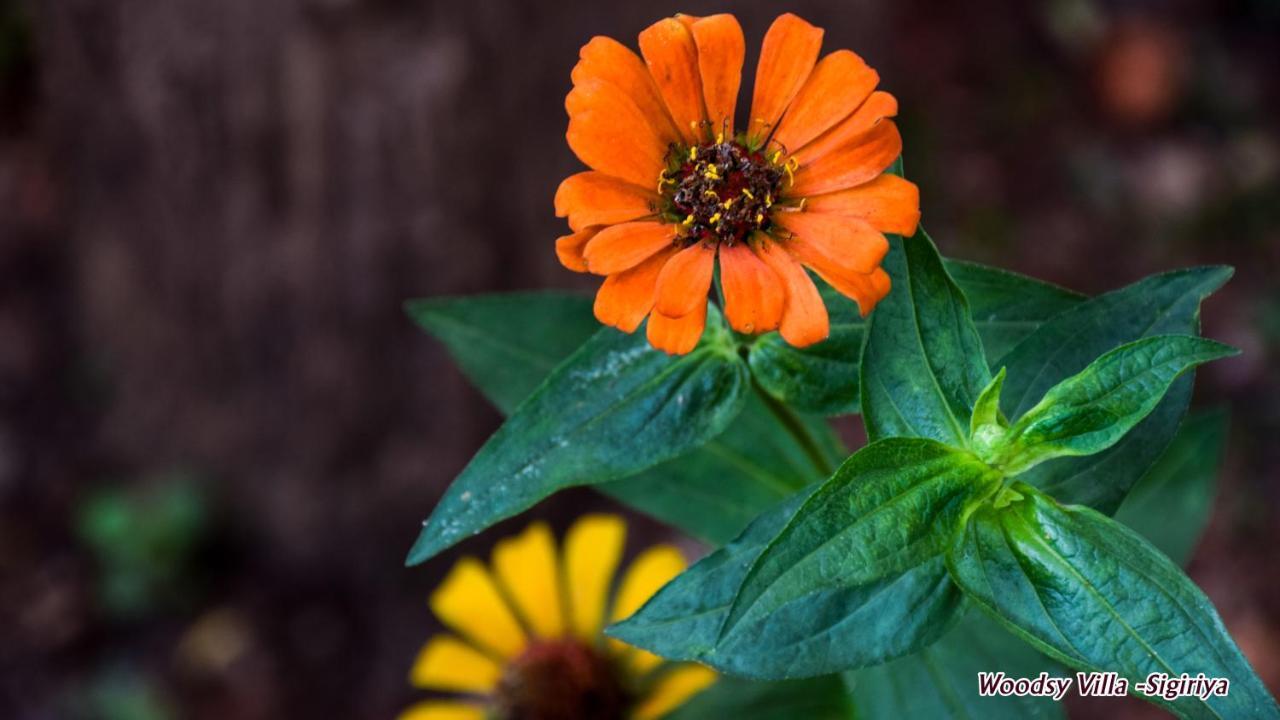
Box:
[752,378,838,478]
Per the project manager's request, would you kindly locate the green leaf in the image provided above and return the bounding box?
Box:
[861,229,992,446]
[613,439,1000,678]
[997,267,1232,513]
[845,612,1067,720]
[944,260,1085,364]
[666,676,853,720]
[740,259,1082,418]
[408,292,837,545]
[746,277,865,416]
[602,389,842,544]
[948,482,1280,719]
[406,304,749,564]
[1115,410,1227,566]
[406,292,602,414]
[969,366,1009,458]
[989,336,1237,474]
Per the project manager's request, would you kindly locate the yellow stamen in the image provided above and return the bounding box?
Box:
[681,214,695,226]
[722,197,734,209]
[708,212,722,225]
[755,212,764,224]
[716,131,724,144]
[798,197,807,211]
[703,189,719,199]
[689,146,698,161]
[704,165,720,180]
[741,188,754,200]
[770,150,783,165]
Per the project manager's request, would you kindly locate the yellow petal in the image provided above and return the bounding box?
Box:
[409,635,503,693]
[430,557,526,659]
[491,522,565,638]
[563,514,626,641]
[610,545,686,623]
[634,665,718,720]
[398,701,486,720]
[629,648,665,675]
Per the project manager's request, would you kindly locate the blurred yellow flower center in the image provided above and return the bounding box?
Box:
[492,638,631,720]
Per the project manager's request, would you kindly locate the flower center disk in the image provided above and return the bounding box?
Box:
[493,639,631,720]
[661,140,784,247]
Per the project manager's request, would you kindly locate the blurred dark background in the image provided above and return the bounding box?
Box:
[1,0,1277,718]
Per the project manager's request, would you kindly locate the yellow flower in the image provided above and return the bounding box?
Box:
[401,515,716,720]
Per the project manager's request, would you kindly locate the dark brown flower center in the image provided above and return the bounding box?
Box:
[492,639,631,720]
[660,140,786,246]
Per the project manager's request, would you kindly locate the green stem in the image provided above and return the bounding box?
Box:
[752,378,837,477]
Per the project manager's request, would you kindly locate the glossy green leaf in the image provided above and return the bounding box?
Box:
[407,292,838,545]
[1116,410,1227,566]
[613,439,999,678]
[944,260,1085,363]
[861,229,992,446]
[667,675,853,720]
[845,612,1066,720]
[948,482,1280,719]
[406,304,749,564]
[989,335,1237,474]
[997,267,1232,513]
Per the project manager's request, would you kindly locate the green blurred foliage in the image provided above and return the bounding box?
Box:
[76,472,208,617]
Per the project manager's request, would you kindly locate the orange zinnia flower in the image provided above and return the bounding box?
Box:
[555,13,920,355]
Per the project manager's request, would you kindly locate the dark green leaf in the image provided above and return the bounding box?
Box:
[861,229,992,446]
[1115,410,1227,566]
[948,482,1280,719]
[997,267,1232,512]
[989,335,1237,474]
[406,292,601,413]
[944,260,1085,363]
[407,292,837,545]
[666,676,853,720]
[845,612,1067,720]
[406,304,749,564]
[602,389,842,544]
[613,439,999,678]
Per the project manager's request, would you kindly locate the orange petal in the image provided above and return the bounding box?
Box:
[802,174,920,236]
[556,227,600,273]
[797,254,892,316]
[639,18,707,146]
[773,211,890,275]
[720,243,784,334]
[755,239,829,347]
[567,78,672,188]
[583,221,677,275]
[772,50,879,155]
[572,36,681,143]
[788,120,902,197]
[594,247,676,333]
[646,302,707,355]
[690,15,745,137]
[791,90,897,167]
[748,14,824,143]
[654,243,716,318]
[555,172,660,232]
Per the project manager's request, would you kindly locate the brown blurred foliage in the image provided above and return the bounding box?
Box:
[1,0,1277,718]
